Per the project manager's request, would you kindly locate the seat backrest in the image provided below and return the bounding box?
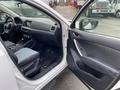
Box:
[7,48,18,64]
[0,38,18,64]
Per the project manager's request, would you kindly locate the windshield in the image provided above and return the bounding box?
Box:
[0,0,45,17]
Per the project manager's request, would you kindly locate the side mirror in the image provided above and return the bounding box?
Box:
[79,18,98,31]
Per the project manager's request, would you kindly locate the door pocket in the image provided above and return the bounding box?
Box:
[77,62,105,79]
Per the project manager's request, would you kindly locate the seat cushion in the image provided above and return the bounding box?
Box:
[4,41,23,52]
[15,48,39,66]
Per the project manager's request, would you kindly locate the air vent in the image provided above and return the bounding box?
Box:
[25,21,32,27]
[51,26,55,31]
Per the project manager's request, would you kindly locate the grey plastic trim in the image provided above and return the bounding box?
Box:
[69,28,120,51]
[74,39,83,56]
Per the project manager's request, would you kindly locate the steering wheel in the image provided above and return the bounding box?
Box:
[3,17,15,34]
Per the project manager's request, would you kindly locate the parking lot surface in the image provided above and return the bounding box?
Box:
[55,6,77,20]
[42,69,89,90]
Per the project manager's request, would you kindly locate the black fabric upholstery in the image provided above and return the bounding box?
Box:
[4,41,23,52]
[4,41,15,47]
[1,40,18,64]
[1,38,41,78]
[15,48,40,67]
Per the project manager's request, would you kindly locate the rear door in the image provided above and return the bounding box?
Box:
[67,0,120,90]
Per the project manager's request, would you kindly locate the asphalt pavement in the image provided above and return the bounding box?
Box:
[54,6,77,20]
[42,69,89,90]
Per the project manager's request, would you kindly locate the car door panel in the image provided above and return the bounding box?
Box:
[67,29,120,90]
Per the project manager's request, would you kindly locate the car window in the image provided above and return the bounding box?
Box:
[0,0,57,26]
[75,0,120,38]
[0,1,44,18]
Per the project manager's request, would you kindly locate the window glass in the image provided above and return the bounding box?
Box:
[0,0,57,26]
[75,0,120,38]
[0,1,44,17]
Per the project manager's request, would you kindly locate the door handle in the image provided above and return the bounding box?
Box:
[73,33,80,39]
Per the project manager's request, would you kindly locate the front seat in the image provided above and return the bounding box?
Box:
[4,41,23,52]
[4,41,15,47]
[14,48,41,78]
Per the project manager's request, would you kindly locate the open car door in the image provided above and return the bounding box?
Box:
[67,0,120,90]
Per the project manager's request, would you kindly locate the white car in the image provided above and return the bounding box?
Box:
[0,0,120,90]
[111,0,120,18]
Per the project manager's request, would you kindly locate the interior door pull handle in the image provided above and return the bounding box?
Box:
[73,33,80,38]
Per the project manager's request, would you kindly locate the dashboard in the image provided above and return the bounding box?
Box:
[1,16,62,46]
[20,17,61,46]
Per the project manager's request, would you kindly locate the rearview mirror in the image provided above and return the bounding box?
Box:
[79,18,98,31]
